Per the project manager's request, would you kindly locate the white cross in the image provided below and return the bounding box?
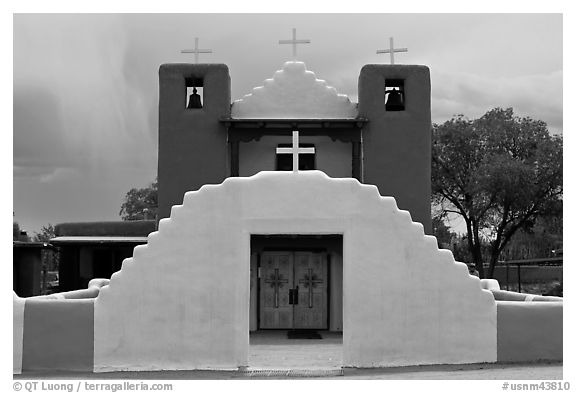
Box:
[181,37,213,63]
[276,131,315,173]
[376,37,408,65]
[279,28,311,60]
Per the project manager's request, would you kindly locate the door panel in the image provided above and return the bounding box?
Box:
[294,252,328,329]
[259,251,328,330]
[259,252,294,329]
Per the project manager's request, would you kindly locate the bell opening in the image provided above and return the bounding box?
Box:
[185,77,204,109]
[385,79,405,111]
[186,86,204,109]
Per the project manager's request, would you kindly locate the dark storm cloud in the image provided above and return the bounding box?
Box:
[13,14,157,179]
[13,85,80,178]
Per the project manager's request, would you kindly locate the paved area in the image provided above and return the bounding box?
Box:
[15,363,563,380]
[247,330,561,379]
[15,330,562,380]
[249,330,342,370]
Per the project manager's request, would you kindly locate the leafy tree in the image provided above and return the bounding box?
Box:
[33,224,56,242]
[13,215,30,242]
[501,214,562,260]
[13,221,21,241]
[119,180,158,220]
[30,223,59,294]
[432,108,562,278]
[432,214,456,249]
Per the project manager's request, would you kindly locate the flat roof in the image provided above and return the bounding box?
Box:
[55,220,156,237]
[13,241,52,248]
[50,236,148,244]
[221,117,368,129]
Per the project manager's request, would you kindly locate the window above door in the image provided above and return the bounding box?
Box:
[276,143,316,171]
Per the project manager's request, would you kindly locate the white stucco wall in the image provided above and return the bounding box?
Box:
[329,252,343,331]
[249,253,257,332]
[231,61,357,119]
[94,171,496,371]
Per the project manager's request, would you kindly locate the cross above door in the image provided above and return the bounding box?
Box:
[275,131,315,173]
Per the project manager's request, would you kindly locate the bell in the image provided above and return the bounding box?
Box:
[385,88,404,111]
[187,87,202,109]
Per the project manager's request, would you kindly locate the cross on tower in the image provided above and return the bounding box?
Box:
[264,268,289,308]
[181,37,213,63]
[276,131,315,173]
[279,28,311,60]
[299,268,324,308]
[376,37,408,65]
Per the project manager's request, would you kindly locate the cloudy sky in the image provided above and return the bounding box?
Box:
[12,13,563,236]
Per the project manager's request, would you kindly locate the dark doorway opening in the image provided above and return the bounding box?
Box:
[250,235,343,332]
[249,235,344,369]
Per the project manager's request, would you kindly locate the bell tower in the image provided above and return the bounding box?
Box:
[157,64,231,220]
[358,65,432,233]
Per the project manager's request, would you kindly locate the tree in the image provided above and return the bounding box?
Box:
[13,221,21,241]
[33,224,56,242]
[119,180,158,220]
[432,108,562,278]
[13,215,29,242]
[431,214,456,249]
[30,223,59,294]
[500,213,562,260]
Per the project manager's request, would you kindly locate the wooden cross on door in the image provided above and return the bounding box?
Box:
[265,268,289,308]
[299,268,323,308]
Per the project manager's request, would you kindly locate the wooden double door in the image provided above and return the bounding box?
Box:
[259,251,328,330]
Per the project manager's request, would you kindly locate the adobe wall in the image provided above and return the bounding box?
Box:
[13,280,108,374]
[358,65,432,233]
[94,171,496,371]
[22,298,95,371]
[497,301,563,362]
[157,64,230,220]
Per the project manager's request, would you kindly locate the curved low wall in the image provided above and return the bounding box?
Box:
[40,279,110,300]
[481,279,563,362]
[497,301,563,362]
[22,298,95,372]
[492,290,562,302]
[13,294,25,374]
[13,279,109,374]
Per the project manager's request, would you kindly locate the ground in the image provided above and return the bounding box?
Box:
[14,363,563,380]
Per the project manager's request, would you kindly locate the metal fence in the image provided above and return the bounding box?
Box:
[498,257,563,293]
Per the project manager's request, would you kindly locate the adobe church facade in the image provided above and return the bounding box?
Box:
[90,56,499,365]
[157,61,433,333]
[97,61,498,365]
